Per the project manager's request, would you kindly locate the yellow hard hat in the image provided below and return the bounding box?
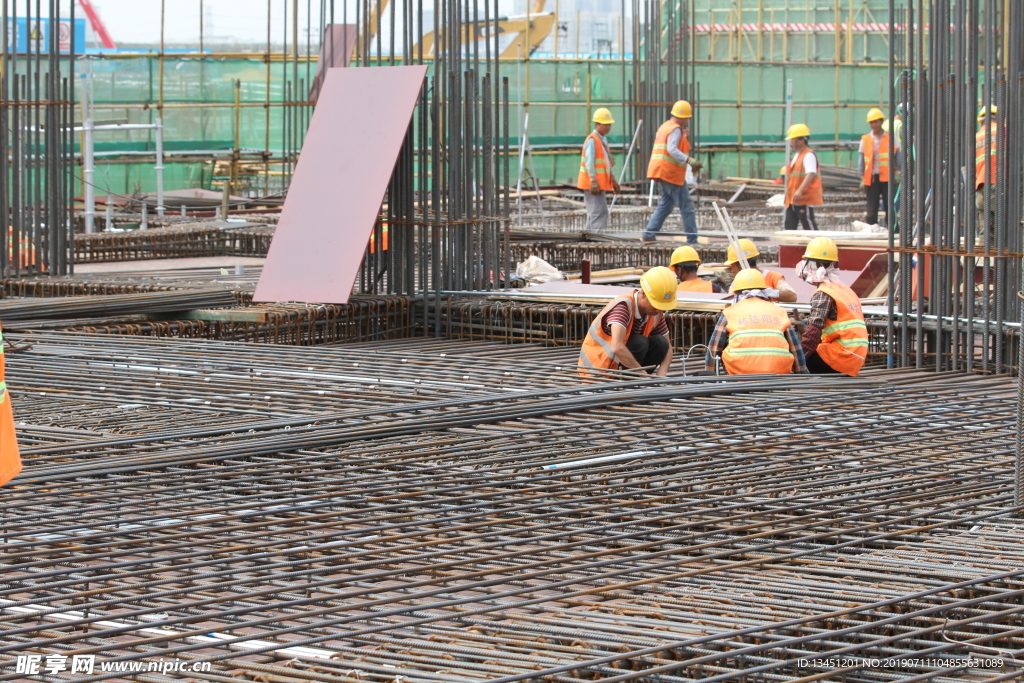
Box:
[725,238,760,265]
[670,100,693,119]
[779,165,787,175]
[639,266,678,311]
[669,245,701,267]
[593,107,614,125]
[977,105,997,121]
[786,123,811,140]
[802,236,839,262]
[866,107,885,122]
[730,268,767,292]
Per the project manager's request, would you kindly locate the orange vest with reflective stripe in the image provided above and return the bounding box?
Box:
[646,120,690,185]
[677,278,713,293]
[860,132,891,184]
[6,226,40,269]
[763,270,783,289]
[975,123,997,189]
[577,132,614,191]
[785,148,823,207]
[720,298,794,375]
[578,293,661,377]
[815,281,867,377]
[0,328,21,487]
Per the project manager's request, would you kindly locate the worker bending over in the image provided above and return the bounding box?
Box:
[725,239,797,303]
[578,266,676,378]
[783,124,822,231]
[797,237,868,376]
[705,269,808,375]
[578,107,619,232]
[641,100,702,245]
[669,246,723,293]
[858,108,893,226]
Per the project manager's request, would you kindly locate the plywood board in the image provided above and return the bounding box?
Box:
[309,25,358,102]
[254,65,427,304]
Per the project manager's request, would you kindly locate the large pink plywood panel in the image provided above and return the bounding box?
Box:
[308,25,358,102]
[254,65,427,304]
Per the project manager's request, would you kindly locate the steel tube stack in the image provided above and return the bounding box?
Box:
[0,0,75,277]
[886,0,1024,372]
[343,0,510,329]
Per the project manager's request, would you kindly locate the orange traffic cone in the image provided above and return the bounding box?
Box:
[0,329,21,487]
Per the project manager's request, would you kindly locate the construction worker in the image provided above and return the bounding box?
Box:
[704,268,808,375]
[669,245,723,293]
[0,328,21,487]
[724,239,797,303]
[858,108,892,226]
[770,165,786,186]
[642,100,702,245]
[783,123,822,231]
[578,107,619,232]
[796,237,868,377]
[975,105,998,240]
[578,266,676,378]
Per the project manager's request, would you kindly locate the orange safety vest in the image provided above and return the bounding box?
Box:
[0,327,21,487]
[763,270,784,289]
[646,119,690,185]
[814,281,868,377]
[720,297,794,375]
[578,292,662,378]
[785,148,823,207]
[577,132,614,191]
[368,223,388,254]
[677,278,713,293]
[975,123,997,189]
[6,226,40,270]
[860,132,891,184]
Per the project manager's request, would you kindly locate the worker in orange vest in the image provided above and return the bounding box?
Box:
[704,268,808,375]
[796,237,868,376]
[724,239,797,303]
[783,123,823,231]
[0,328,21,487]
[578,107,619,232]
[975,105,998,240]
[578,266,676,378]
[858,108,892,226]
[669,245,723,293]
[642,100,702,245]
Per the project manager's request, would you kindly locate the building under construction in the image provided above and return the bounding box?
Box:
[1,0,1024,681]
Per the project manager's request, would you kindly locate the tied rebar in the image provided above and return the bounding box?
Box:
[0,0,76,277]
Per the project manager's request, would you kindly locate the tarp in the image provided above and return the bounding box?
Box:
[254,65,428,304]
[309,25,358,103]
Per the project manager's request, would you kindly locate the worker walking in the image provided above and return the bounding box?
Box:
[858,108,892,226]
[704,268,808,375]
[669,246,723,293]
[642,100,702,245]
[578,266,676,378]
[578,107,619,232]
[796,237,868,377]
[724,238,797,303]
[975,105,998,240]
[783,123,822,231]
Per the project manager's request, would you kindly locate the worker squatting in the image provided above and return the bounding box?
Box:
[577,237,867,379]
[581,99,1000,236]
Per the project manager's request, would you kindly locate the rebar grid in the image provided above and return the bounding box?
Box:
[0,333,1019,682]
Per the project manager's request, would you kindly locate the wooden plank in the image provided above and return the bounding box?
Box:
[148,309,269,323]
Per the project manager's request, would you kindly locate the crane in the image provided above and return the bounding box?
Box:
[77,0,117,49]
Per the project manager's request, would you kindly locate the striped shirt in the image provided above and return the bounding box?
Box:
[602,298,670,337]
